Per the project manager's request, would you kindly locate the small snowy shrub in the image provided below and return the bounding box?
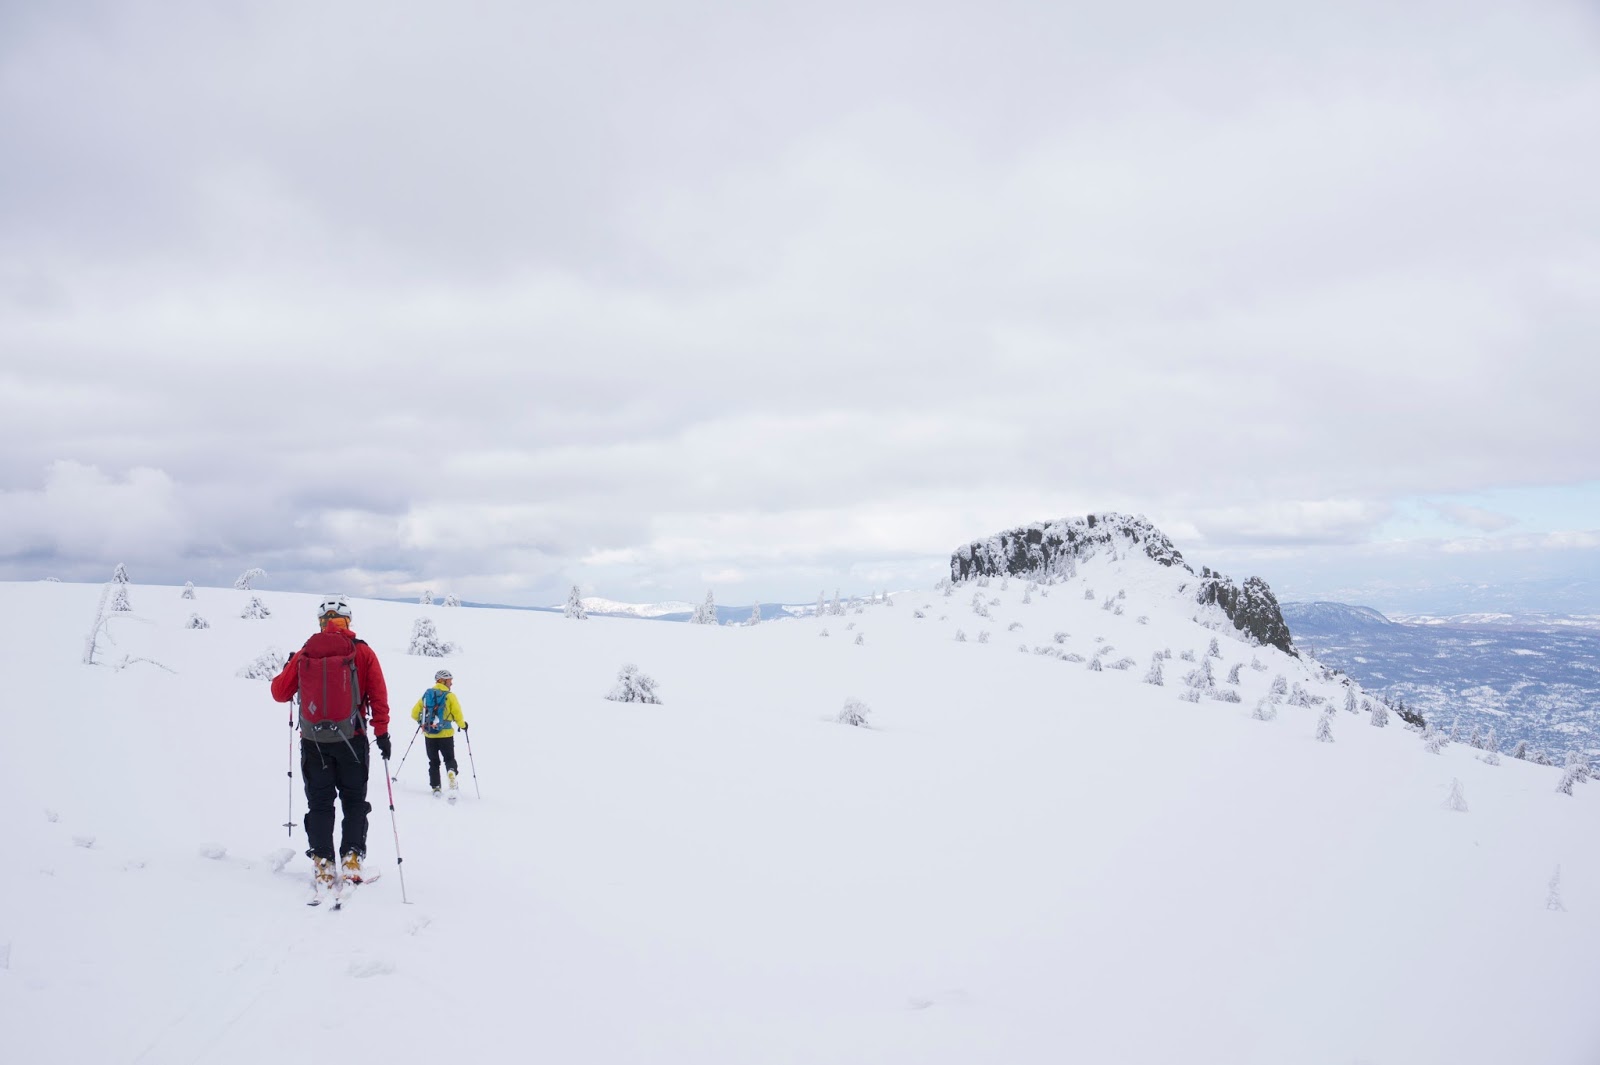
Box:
[838,697,871,727]
[240,596,271,620]
[1060,652,1086,663]
[1087,657,1102,672]
[1136,615,1149,625]
[185,614,210,630]
[419,589,434,606]
[1557,764,1583,796]
[1250,656,1267,672]
[954,629,967,643]
[691,590,717,625]
[1422,725,1448,755]
[913,609,926,619]
[1288,683,1313,708]
[408,617,457,657]
[181,581,196,600]
[1316,712,1335,743]
[1209,689,1242,703]
[1143,657,1164,686]
[1344,688,1359,715]
[1227,663,1243,685]
[1270,675,1288,697]
[237,648,288,680]
[1053,631,1069,644]
[1208,637,1221,658]
[1252,698,1279,722]
[564,586,587,620]
[1084,587,1095,600]
[971,592,991,618]
[111,583,133,613]
[1468,725,1483,749]
[1510,740,1530,761]
[1108,657,1136,671]
[606,664,662,704]
[819,628,830,637]
[1007,621,1023,631]
[1368,700,1389,728]
[1564,752,1591,784]
[1179,688,1202,703]
[1113,603,1124,615]
[854,632,865,646]
[977,631,990,644]
[1033,645,1055,656]
[1021,588,1032,605]
[845,622,855,630]
[234,568,267,591]
[1160,648,1173,660]
[112,563,130,584]
[1180,649,1196,662]
[1101,597,1115,612]
[1444,778,1468,813]
[444,594,461,607]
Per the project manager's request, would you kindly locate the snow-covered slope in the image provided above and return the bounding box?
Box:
[2,555,1595,1064]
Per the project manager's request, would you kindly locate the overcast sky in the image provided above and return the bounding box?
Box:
[3,0,1598,612]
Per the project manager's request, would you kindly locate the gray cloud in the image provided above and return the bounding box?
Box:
[3,0,1598,605]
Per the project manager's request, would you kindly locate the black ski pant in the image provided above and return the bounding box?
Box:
[301,735,371,861]
[425,735,459,789]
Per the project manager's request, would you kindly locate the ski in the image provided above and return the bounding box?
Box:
[329,871,382,911]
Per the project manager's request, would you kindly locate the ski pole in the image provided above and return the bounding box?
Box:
[391,724,422,781]
[462,724,481,799]
[381,751,410,905]
[284,697,297,836]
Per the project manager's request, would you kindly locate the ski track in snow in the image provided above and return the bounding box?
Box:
[1,564,1597,1065]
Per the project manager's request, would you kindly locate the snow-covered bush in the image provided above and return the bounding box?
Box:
[181,581,196,600]
[913,609,926,619]
[1160,648,1173,660]
[816,592,826,617]
[971,592,991,618]
[419,589,434,606]
[237,647,289,680]
[1270,675,1288,698]
[1210,689,1242,703]
[1060,652,1086,663]
[113,563,130,584]
[1444,778,1468,813]
[1007,621,1023,631]
[1207,637,1221,658]
[110,579,132,612]
[819,628,830,637]
[444,594,461,607]
[564,586,587,620]
[977,631,990,644]
[234,568,266,591]
[408,616,457,657]
[240,596,270,620]
[1184,657,1216,693]
[1084,587,1095,600]
[1344,688,1359,715]
[606,663,662,704]
[1053,631,1069,644]
[1179,688,1202,703]
[691,590,717,625]
[837,697,870,727]
[1180,649,1196,662]
[954,629,967,643]
[1468,725,1483,749]
[1136,615,1149,625]
[1021,587,1032,605]
[1510,740,1530,761]
[1108,656,1136,671]
[1250,656,1267,672]
[185,614,210,630]
[1564,751,1591,784]
[1227,663,1243,685]
[1316,712,1335,743]
[1368,700,1388,728]
[854,632,865,646]
[748,602,762,626]
[1144,656,1164,686]
[1287,683,1313,708]
[1087,656,1102,671]
[1422,725,1448,755]
[1252,698,1278,722]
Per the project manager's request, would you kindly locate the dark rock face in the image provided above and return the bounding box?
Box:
[950,512,1297,656]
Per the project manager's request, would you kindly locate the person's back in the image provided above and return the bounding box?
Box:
[410,669,466,798]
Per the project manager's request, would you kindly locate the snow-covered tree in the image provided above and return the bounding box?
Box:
[816,592,826,618]
[831,589,844,616]
[1510,740,1530,761]
[1270,675,1288,698]
[882,591,893,608]
[110,582,133,613]
[1369,700,1388,728]
[1207,637,1221,658]
[691,590,717,625]
[1250,655,1267,672]
[1252,698,1278,722]
[977,631,990,644]
[748,601,762,626]
[1480,728,1501,765]
[1557,762,1584,796]
[1564,751,1591,784]
[181,581,196,600]
[1468,725,1483,749]
[408,616,457,656]
[971,591,991,618]
[234,568,267,591]
[1422,725,1448,755]
[443,593,460,608]
[1144,655,1164,686]
[1180,649,1196,662]
[1184,656,1216,693]
[606,663,661,704]
[854,632,865,646]
[1083,587,1095,600]
[564,586,587,620]
[954,629,968,643]
[185,613,210,630]
[1444,778,1468,813]
[1448,717,1461,743]
[112,563,129,584]
[1547,866,1566,911]
[240,596,270,620]
[1316,712,1334,743]
[1344,688,1359,715]
[419,589,434,606]
[1088,656,1102,672]
[837,697,870,727]
[1226,663,1242,685]
[1007,621,1023,632]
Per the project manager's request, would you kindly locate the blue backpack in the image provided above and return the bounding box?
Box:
[421,687,449,733]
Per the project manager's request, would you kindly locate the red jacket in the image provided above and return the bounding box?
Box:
[271,624,391,737]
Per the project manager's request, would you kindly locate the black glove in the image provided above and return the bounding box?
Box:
[461,722,468,732]
[375,733,392,760]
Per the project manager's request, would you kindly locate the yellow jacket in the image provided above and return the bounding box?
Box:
[411,683,466,738]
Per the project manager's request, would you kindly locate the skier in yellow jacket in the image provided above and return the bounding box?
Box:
[411,669,468,798]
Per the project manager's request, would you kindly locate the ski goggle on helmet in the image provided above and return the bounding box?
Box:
[318,595,353,622]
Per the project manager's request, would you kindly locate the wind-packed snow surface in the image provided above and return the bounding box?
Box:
[1,556,1595,1064]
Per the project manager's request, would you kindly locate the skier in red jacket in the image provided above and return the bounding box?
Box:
[271,595,391,887]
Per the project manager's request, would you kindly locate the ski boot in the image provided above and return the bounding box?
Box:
[341,851,365,884]
[432,786,442,799]
[311,854,336,888]
[447,769,459,803]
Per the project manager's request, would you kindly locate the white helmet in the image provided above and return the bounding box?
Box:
[317,595,352,621]
[435,669,453,681]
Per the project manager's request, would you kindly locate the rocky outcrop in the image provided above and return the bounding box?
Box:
[950,513,1297,656]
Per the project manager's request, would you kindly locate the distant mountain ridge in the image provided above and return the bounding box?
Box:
[952,512,1296,655]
